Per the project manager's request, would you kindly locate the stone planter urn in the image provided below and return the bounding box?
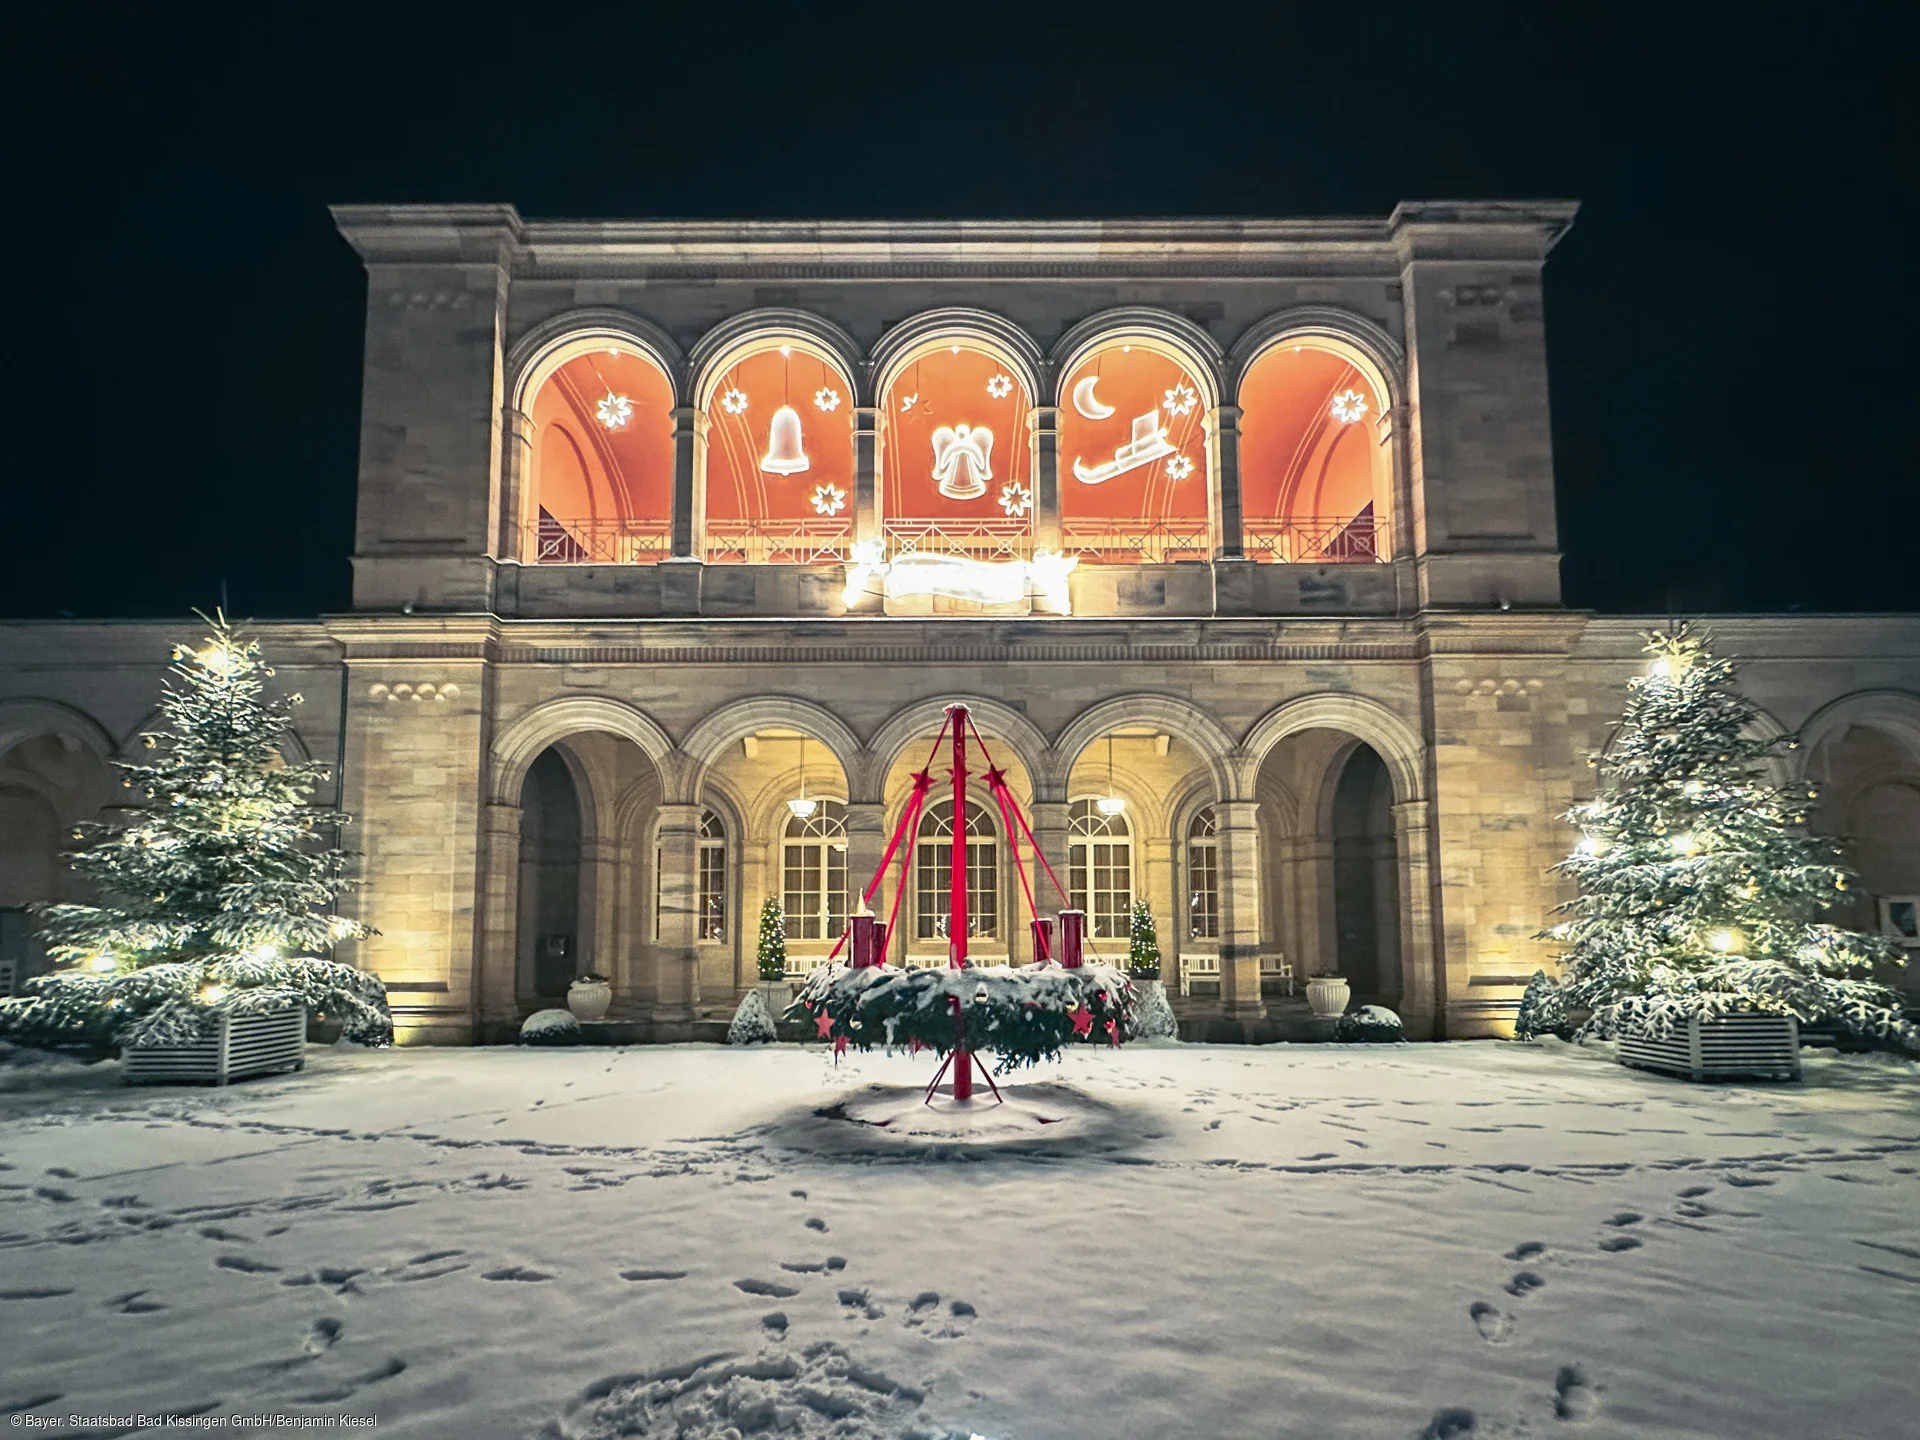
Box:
[1305,975,1351,1019]
[756,979,791,1020]
[566,976,612,1022]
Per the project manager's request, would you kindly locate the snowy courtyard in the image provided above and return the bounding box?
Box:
[2,1040,1916,1440]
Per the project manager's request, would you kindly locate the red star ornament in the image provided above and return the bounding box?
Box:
[1105,1017,1120,1047]
[814,1011,835,1038]
[1069,1004,1094,1038]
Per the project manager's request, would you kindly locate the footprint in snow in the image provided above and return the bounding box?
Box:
[281,1267,365,1295]
[0,1286,75,1301]
[1300,1152,1338,1162]
[1724,1175,1775,1188]
[1468,1302,1513,1343]
[1597,1234,1643,1252]
[305,1317,343,1355]
[44,1167,78,1179]
[1506,1241,1546,1262]
[761,1310,788,1332]
[1554,1364,1602,1421]
[290,1356,406,1404]
[780,1257,847,1274]
[1676,1184,1713,1198]
[805,1217,828,1232]
[1505,1271,1546,1298]
[837,1285,886,1319]
[200,1226,252,1242]
[1603,1211,1643,1227]
[620,1268,689,1282]
[734,1277,800,1298]
[789,1189,807,1199]
[216,1255,281,1275]
[105,1290,167,1314]
[482,1265,553,1282]
[1422,1408,1477,1439]
[905,1292,975,1338]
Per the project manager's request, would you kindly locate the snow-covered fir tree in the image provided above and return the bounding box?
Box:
[727,990,778,1045]
[1545,625,1913,1049]
[1513,970,1569,1040]
[1127,899,1162,977]
[755,897,788,981]
[0,616,390,1051]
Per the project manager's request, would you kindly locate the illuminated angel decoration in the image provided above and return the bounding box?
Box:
[986,373,1014,399]
[931,422,994,501]
[721,388,749,415]
[1162,382,1198,417]
[1166,454,1194,481]
[811,483,847,516]
[596,392,633,429]
[998,483,1032,517]
[813,387,842,412]
[1330,389,1369,424]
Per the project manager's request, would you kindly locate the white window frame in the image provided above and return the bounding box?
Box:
[1068,797,1134,941]
[783,799,849,941]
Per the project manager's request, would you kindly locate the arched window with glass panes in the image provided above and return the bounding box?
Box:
[914,799,999,943]
[1186,806,1219,940]
[1068,798,1133,939]
[655,808,729,942]
[783,799,848,940]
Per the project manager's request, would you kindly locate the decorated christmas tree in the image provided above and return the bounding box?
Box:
[1127,899,1162,978]
[0,615,390,1052]
[755,897,788,982]
[1544,625,1913,1049]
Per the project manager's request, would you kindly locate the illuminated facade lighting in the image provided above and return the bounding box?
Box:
[596,392,633,429]
[813,387,842,412]
[1162,382,1198,417]
[998,483,1032,517]
[811,483,846,516]
[986,373,1013,399]
[721,388,749,415]
[1330,389,1369,424]
[1166,454,1195,481]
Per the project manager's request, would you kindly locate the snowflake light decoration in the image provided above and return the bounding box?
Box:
[998,483,1032,518]
[986,373,1013,399]
[1166,454,1194,481]
[1163,383,1198,417]
[899,392,919,413]
[721,388,749,415]
[813,387,842,412]
[596,392,633,430]
[811,484,846,517]
[1330,389,1369,424]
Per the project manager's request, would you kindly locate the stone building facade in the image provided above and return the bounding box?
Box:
[3,203,1917,1042]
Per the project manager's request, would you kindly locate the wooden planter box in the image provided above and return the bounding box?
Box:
[124,1004,307,1086]
[1618,1012,1800,1082]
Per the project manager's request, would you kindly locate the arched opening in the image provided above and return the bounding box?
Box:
[525,344,676,563]
[880,340,1034,559]
[1807,720,1920,1001]
[0,731,116,995]
[517,747,582,999]
[1330,744,1400,1005]
[913,798,1000,959]
[1238,338,1393,563]
[699,338,856,563]
[1057,338,1212,563]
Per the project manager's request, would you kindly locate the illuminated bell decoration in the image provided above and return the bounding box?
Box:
[760,405,810,475]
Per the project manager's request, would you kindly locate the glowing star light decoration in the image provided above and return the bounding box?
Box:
[998,483,1032,517]
[811,483,846,516]
[1162,382,1198,417]
[596,392,633,430]
[1166,454,1194,481]
[721,387,749,415]
[1330,389,1369,424]
[813,387,842,412]
[986,373,1013,399]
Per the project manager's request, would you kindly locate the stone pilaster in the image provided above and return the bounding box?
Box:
[669,407,708,560]
[477,801,522,1036]
[498,407,534,562]
[653,802,704,1020]
[1215,799,1264,1017]
[852,408,881,547]
[1204,405,1244,560]
[1392,800,1439,1039]
[1028,406,1061,551]
[1028,799,1071,928]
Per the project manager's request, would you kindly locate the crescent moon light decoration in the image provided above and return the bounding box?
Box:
[1072,374,1115,420]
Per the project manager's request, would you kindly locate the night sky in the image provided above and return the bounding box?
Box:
[12,8,1912,621]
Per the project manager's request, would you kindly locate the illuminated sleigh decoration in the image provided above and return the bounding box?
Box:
[787,704,1136,1103]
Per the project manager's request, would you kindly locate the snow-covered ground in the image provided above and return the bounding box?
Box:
[2,1039,1916,1439]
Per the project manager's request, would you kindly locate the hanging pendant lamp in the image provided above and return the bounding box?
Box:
[787,736,818,819]
[1097,735,1126,816]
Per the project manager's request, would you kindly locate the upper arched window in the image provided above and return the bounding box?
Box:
[1238,338,1392,563]
[914,799,999,941]
[880,341,1033,559]
[526,344,675,564]
[700,339,856,564]
[1057,339,1212,564]
[1068,797,1133,939]
[783,798,848,940]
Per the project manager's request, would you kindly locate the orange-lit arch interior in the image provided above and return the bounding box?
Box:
[702,344,855,562]
[529,349,675,563]
[881,346,1032,530]
[1058,342,1210,563]
[1238,342,1390,562]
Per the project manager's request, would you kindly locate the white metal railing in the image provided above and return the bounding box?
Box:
[1062,519,1213,565]
[1241,514,1387,564]
[884,519,1034,563]
[704,519,852,565]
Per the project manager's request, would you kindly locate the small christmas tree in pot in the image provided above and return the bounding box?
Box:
[1543,625,1915,1078]
[0,615,390,1077]
[1123,899,1178,1040]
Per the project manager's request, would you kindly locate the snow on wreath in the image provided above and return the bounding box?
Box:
[0,614,391,1055]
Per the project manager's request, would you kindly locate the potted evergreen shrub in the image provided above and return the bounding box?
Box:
[754,898,790,1011]
[1543,625,1917,1079]
[566,972,612,1021]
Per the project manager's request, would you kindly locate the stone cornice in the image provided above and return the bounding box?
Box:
[327,203,1583,279]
